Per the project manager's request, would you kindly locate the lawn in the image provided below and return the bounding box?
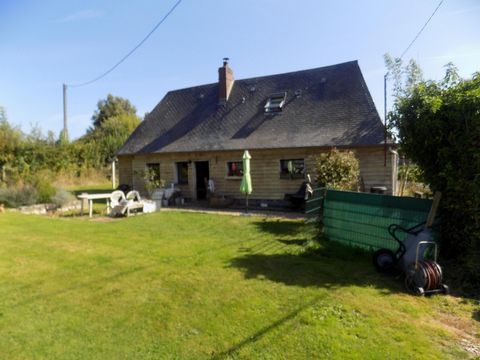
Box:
[0,211,478,359]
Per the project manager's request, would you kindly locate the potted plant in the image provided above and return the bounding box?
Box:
[136,169,166,200]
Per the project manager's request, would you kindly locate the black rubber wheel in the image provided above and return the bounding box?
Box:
[405,274,414,293]
[373,249,397,273]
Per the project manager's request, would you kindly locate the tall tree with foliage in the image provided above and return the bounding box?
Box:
[384,54,423,141]
[0,108,23,182]
[83,94,141,166]
[389,64,480,293]
[91,94,138,128]
[85,113,140,164]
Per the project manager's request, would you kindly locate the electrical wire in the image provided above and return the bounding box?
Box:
[68,0,183,88]
[400,0,444,59]
[383,1,443,166]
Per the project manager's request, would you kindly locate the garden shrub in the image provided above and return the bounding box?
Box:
[314,148,359,190]
[0,185,38,207]
[29,171,56,204]
[51,189,75,207]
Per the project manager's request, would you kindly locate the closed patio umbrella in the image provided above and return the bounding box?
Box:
[240,150,252,213]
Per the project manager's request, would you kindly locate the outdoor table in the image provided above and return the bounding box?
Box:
[77,193,113,218]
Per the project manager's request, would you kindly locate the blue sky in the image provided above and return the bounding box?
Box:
[1,0,479,139]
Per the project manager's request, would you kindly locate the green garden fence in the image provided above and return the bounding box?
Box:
[305,188,439,251]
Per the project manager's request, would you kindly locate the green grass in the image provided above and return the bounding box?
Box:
[0,211,478,359]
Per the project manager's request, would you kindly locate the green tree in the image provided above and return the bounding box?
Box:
[0,108,23,182]
[91,94,137,128]
[384,54,423,141]
[390,68,480,293]
[84,113,140,164]
[314,148,359,190]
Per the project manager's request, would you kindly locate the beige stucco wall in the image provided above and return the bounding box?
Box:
[118,146,397,200]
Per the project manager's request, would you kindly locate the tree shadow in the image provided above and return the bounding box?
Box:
[277,239,309,246]
[253,218,314,237]
[219,236,402,358]
[245,219,404,290]
[229,253,399,293]
[229,237,402,294]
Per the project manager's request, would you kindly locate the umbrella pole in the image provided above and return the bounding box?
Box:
[246,194,249,213]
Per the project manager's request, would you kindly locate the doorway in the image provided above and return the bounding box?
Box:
[195,161,209,200]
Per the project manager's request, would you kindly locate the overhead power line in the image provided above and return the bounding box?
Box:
[62,0,183,142]
[383,0,444,167]
[68,0,183,87]
[400,0,444,59]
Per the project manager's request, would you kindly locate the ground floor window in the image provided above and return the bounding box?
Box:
[176,162,189,184]
[280,159,305,179]
[227,161,243,177]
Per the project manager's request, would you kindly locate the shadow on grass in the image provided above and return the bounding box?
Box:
[473,309,480,322]
[253,218,309,237]
[212,295,322,359]
[229,251,400,292]
[231,220,402,293]
[277,239,309,246]
[220,231,404,358]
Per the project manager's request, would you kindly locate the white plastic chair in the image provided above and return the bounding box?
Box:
[126,190,142,202]
[110,190,127,217]
[111,190,144,217]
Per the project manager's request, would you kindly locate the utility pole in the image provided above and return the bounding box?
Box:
[62,83,69,142]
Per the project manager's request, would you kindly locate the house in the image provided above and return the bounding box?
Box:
[117,59,397,203]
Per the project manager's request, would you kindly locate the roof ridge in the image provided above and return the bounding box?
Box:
[166,60,359,94]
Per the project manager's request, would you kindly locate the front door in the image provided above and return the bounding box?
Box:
[195,161,209,200]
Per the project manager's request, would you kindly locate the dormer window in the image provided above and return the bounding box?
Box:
[264,92,286,113]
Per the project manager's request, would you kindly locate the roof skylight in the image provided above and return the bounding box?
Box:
[264,92,286,113]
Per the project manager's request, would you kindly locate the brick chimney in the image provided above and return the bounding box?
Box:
[218,58,234,105]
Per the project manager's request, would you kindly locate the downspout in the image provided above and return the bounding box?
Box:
[389,149,399,195]
[384,73,388,167]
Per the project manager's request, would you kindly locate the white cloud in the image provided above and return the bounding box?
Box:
[57,9,102,23]
[425,50,480,61]
[447,5,480,17]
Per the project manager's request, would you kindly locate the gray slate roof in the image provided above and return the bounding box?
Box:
[118,61,385,155]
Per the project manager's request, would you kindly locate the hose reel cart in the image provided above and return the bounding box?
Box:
[373,192,449,296]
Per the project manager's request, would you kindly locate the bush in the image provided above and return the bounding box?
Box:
[29,171,56,204]
[0,185,38,207]
[314,148,359,190]
[51,189,75,207]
